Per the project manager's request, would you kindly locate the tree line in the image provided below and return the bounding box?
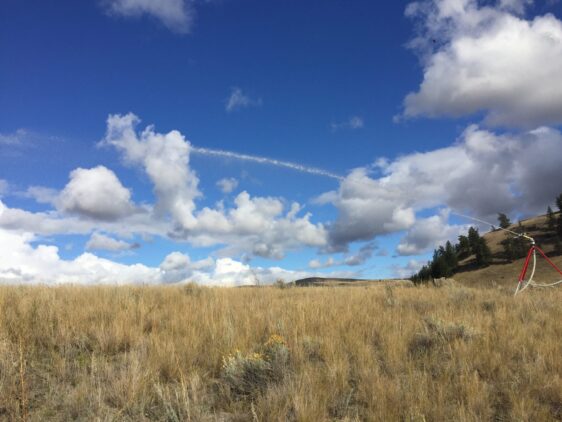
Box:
[410,226,491,284]
[410,193,562,284]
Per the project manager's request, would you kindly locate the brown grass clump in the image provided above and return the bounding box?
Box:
[0,284,560,420]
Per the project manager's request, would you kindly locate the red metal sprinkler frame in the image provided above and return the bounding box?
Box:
[516,244,562,291]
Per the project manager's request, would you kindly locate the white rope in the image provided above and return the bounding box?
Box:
[514,249,562,295]
[529,280,562,288]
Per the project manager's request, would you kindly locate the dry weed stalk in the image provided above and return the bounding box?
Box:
[18,336,28,422]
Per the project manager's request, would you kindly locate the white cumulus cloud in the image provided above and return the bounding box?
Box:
[0,229,160,285]
[321,124,562,252]
[194,257,315,286]
[344,243,377,266]
[86,232,139,252]
[188,192,328,259]
[225,87,262,112]
[0,228,318,286]
[317,168,416,252]
[0,129,28,146]
[101,113,201,230]
[402,0,562,127]
[397,211,467,255]
[103,0,194,33]
[57,166,135,221]
[392,260,425,279]
[2,114,329,261]
[308,257,337,269]
[308,243,376,268]
[159,251,214,283]
[24,186,58,204]
[216,177,238,193]
[331,116,365,131]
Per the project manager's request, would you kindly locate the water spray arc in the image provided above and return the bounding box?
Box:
[452,212,562,295]
[191,146,344,181]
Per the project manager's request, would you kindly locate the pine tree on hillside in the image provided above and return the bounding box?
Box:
[513,237,528,259]
[444,241,458,271]
[419,264,431,281]
[430,244,458,279]
[556,194,562,239]
[466,227,492,267]
[512,222,528,259]
[547,206,555,230]
[411,264,432,284]
[497,213,511,229]
[467,227,481,255]
[475,237,492,267]
[430,248,449,279]
[457,235,470,260]
[501,237,514,262]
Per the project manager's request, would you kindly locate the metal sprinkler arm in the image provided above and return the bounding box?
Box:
[518,232,535,244]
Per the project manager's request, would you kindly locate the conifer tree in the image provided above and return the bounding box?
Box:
[556,194,562,239]
[457,235,470,260]
[501,237,514,262]
[513,237,528,259]
[426,242,460,279]
[468,227,481,255]
[444,241,458,271]
[508,222,527,259]
[547,205,555,230]
[430,248,448,279]
[419,264,431,282]
[497,213,511,229]
[475,237,492,267]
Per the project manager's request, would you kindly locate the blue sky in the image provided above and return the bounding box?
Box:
[1,0,562,285]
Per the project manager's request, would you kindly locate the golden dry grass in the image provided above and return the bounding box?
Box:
[453,248,562,288]
[0,283,561,421]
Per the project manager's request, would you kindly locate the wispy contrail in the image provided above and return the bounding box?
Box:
[191,146,344,181]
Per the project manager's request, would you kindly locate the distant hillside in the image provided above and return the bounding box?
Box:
[296,213,562,289]
[294,277,410,287]
[454,212,562,287]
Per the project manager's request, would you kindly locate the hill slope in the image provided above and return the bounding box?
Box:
[454,213,562,288]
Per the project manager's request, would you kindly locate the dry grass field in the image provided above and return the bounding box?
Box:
[0,282,561,421]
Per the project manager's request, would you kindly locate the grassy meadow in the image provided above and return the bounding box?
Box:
[0,282,561,421]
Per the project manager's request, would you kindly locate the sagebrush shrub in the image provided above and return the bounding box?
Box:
[221,350,271,397]
[221,335,290,397]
